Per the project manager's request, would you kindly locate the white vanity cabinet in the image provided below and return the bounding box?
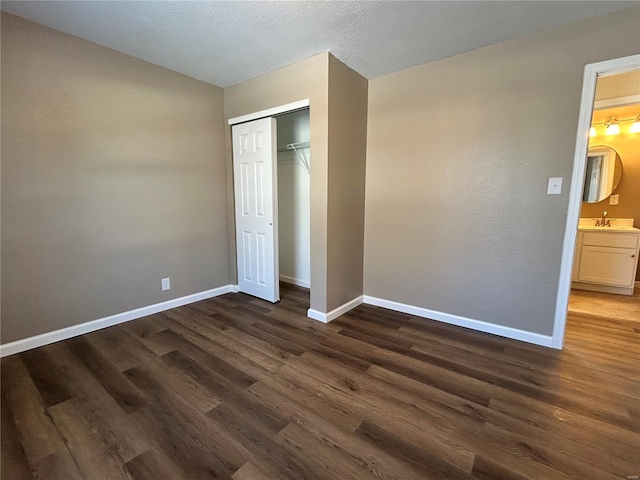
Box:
[572,223,640,295]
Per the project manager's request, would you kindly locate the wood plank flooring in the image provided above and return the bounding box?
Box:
[569,288,640,323]
[2,283,639,479]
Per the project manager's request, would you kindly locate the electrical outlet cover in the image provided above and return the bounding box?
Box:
[161,277,171,291]
[609,194,619,205]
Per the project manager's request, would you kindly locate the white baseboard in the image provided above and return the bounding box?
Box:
[307,295,364,323]
[0,284,239,358]
[1,285,559,357]
[280,275,310,289]
[363,296,554,348]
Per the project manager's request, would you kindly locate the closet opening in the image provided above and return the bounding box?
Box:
[229,101,311,306]
[275,108,311,292]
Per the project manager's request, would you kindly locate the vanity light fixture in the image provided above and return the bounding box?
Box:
[604,116,620,135]
[590,114,640,136]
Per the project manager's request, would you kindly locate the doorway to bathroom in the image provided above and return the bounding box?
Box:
[554,55,640,349]
[569,82,640,316]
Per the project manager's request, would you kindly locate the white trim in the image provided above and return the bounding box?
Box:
[363,296,554,348]
[594,94,640,110]
[280,275,311,289]
[227,99,310,125]
[554,54,640,350]
[0,284,238,358]
[307,296,363,323]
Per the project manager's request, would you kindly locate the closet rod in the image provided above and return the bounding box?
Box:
[277,141,310,172]
[276,141,310,153]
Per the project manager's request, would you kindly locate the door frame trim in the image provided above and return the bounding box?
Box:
[228,99,310,126]
[552,54,640,350]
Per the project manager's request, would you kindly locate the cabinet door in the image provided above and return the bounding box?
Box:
[577,246,637,287]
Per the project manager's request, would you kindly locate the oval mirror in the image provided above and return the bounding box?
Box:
[582,145,623,203]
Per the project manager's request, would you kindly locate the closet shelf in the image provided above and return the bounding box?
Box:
[287,141,310,150]
[278,141,310,173]
[276,141,310,153]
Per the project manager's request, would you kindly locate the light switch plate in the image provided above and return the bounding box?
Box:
[547,177,562,195]
[609,194,619,205]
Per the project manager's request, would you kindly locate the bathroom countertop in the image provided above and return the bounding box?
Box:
[578,218,639,233]
[578,225,640,233]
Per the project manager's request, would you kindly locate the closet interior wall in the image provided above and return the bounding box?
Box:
[277,109,311,288]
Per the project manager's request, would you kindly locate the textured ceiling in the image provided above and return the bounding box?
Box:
[1,1,637,87]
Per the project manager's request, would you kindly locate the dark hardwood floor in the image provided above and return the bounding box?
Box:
[2,283,639,479]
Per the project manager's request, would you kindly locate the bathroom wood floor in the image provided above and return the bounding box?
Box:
[2,284,638,480]
[569,287,640,323]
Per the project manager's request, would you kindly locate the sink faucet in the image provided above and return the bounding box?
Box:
[595,211,610,227]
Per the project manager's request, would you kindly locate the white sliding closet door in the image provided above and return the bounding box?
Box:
[232,118,279,302]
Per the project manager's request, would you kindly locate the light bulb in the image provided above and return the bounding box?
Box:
[605,123,620,135]
[630,115,640,133]
[590,126,597,137]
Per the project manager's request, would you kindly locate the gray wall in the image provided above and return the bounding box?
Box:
[364,8,640,336]
[1,13,230,343]
[327,55,368,310]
